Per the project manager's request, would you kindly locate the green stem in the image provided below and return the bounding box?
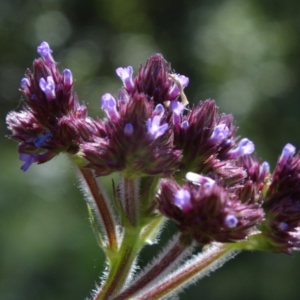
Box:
[113,233,191,300]
[94,206,165,299]
[94,226,142,300]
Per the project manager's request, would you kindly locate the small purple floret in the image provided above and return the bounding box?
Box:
[186,172,215,188]
[116,66,134,92]
[147,115,168,139]
[279,143,296,166]
[228,138,255,159]
[20,78,30,90]
[278,222,289,231]
[34,132,52,147]
[154,104,165,116]
[170,100,185,126]
[37,41,55,64]
[124,123,134,136]
[181,120,189,129]
[209,124,229,144]
[101,93,120,121]
[258,161,270,181]
[225,215,238,228]
[19,153,38,172]
[173,189,192,211]
[168,75,189,100]
[39,76,56,100]
[63,69,73,87]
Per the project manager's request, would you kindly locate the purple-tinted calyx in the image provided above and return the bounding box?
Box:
[101,93,120,122]
[186,172,215,188]
[173,189,192,211]
[39,76,56,100]
[37,41,55,64]
[116,66,134,93]
[228,138,255,159]
[147,115,168,139]
[208,124,230,144]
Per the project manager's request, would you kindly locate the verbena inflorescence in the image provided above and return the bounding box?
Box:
[6,42,300,299]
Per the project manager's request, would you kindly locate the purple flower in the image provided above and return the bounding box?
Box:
[153,104,165,116]
[146,115,168,139]
[173,189,192,211]
[39,76,56,100]
[34,132,52,147]
[116,66,134,92]
[158,177,264,244]
[81,91,181,177]
[185,172,215,188]
[168,74,189,100]
[208,124,229,144]
[227,138,255,159]
[19,153,39,171]
[257,144,300,253]
[20,78,30,90]
[101,93,120,122]
[172,100,246,184]
[63,69,73,88]
[124,123,134,136]
[37,41,55,64]
[170,100,185,126]
[19,151,56,171]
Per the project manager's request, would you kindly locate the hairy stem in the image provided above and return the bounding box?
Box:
[94,227,142,300]
[113,234,193,300]
[79,168,118,251]
[136,243,237,300]
[119,176,140,227]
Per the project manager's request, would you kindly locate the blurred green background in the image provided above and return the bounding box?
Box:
[1,0,300,299]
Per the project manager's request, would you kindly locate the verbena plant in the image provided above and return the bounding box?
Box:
[6,42,300,300]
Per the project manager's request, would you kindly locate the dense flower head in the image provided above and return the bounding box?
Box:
[80,54,191,177]
[235,155,270,204]
[116,53,189,106]
[81,91,182,177]
[257,144,300,253]
[172,100,252,185]
[158,173,264,245]
[6,42,102,171]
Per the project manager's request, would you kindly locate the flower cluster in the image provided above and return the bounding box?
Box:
[257,144,300,253]
[6,42,300,254]
[6,42,102,171]
[158,173,264,245]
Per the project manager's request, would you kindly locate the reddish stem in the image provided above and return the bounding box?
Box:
[113,242,186,300]
[136,244,232,300]
[80,168,118,250]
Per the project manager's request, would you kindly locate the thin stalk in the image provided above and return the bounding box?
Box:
[79,168,118,251]
[119,176,140,227]
[113,234,193,300]
[94,227,142,300]
[136,243,238,300]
